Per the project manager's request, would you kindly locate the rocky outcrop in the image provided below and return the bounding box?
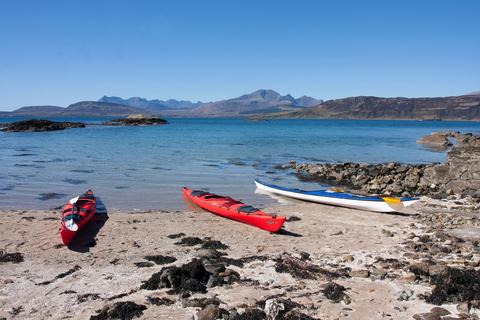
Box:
[287,132,480,200]
[1,119,85,132]
[417,131,459,151]
[103,115,168,126]
[423,133,480,199]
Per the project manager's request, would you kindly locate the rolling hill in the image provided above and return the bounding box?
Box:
[252,95,480,121]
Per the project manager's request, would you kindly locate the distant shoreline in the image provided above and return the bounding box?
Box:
[2,116,480,123]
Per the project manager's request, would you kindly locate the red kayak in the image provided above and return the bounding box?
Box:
[183,187,286,232]
[60,190,96,245]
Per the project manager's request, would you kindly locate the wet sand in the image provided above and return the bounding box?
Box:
[0,199,478,319]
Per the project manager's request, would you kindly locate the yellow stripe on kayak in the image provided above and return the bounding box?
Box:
[382,197,401,203]
[329,187,345,193]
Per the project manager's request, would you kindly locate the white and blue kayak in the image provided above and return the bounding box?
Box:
[254,180,419,213]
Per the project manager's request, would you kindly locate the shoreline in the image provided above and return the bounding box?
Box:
[1,198,479,319]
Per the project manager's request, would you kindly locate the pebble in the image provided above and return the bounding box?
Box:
[350,270,370,278]
[196,304,220,320]
[397,290,414,301]
[399,273,416,283]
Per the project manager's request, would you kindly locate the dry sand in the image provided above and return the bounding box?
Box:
[0,199,476,319]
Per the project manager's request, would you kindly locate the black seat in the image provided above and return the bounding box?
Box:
[237,205,259,214]
[191,190,209,197]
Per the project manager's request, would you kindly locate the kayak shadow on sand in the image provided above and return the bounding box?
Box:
[67,197,109,253]
[276,229,303,237]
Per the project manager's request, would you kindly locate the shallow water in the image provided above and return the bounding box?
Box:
[1,117,480,211]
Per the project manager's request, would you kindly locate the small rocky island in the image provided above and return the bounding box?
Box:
[103,114,168,126]
[1,119,85,132]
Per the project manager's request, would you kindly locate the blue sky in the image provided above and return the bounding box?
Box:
[0,0,479,110]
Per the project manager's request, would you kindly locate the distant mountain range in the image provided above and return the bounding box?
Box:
[2,90,480,121]
[98,96,203,111]
[0,90,322,118]
[252,95,480,121]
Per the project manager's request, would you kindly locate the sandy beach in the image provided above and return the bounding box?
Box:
[1,197,478,320]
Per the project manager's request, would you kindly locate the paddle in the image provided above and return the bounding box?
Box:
[382,197,405,211]
[65,219,79,231]
[69,196,79,204]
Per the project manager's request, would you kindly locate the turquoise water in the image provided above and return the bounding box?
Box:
[1,117,480,211]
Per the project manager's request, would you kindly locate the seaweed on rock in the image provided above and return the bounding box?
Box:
[90,301,146,320]
[141,259,211,295]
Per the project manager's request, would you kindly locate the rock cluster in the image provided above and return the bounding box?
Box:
[1,119,85,132]
[289,161,429,197]
[285,132,480,200]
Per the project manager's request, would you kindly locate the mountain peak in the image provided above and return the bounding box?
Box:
[249,89,282,99]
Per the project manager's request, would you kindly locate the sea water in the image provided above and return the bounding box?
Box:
[1,118,480,211]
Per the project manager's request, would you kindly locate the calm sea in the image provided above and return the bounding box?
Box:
[1,117,480,211]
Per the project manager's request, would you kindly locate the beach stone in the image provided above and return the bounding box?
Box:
[412,313,442,320]
[429,307,451,317]
[342,255,354,263]
[369,268,387,280]
[409,262,430,278]
[456,302,470,313]
[194,249,222,260]
[350,270,370,278]
[448,227,480,242]
[264,299,284,320]
[397,289,414,301]
[196,304,220,320]
[400,272,416,283]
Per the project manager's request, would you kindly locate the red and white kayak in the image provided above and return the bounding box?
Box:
[183,187,286,232]
[60,190,96,245]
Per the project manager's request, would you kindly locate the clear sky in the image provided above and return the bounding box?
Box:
[0,0,479,110]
